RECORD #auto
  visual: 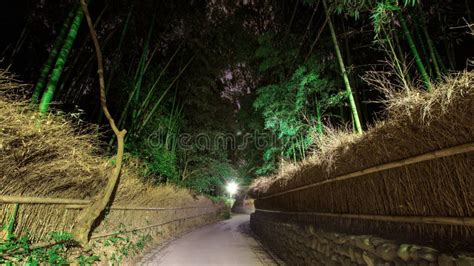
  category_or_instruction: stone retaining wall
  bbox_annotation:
[250,212,474,265]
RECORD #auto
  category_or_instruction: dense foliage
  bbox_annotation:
[1,0,472,194]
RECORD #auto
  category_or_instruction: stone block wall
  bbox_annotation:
[250,212,474,265]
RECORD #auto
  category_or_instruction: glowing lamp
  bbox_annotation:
[225,181,239,196]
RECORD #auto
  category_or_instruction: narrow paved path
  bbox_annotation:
[139,214,276,265]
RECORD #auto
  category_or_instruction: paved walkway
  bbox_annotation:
[139,214,276,265]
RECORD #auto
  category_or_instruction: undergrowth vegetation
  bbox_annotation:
[0,225,152,265]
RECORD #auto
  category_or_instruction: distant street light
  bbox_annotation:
[225,181,239,197]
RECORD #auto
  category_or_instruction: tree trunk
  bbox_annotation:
[73,0,126,245]
[323,0,362,134]
[98,5,134,124]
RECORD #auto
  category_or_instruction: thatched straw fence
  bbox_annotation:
[0,194,220,243]
[0,71,224,244]
[249,72,474,251]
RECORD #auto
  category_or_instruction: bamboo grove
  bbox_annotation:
[2,0,473,194]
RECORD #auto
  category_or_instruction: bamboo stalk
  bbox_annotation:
[64,205,209,211]
[32,6,76,104]
[136,44,183,124]
[398,12,432,91]
[0,196,208,211]
[284,0,299,40]
[255,209,474,226]
[136,55,195,136]
[38,5,85,114]
[323,0,362,134]
[304,17,328,63]
[0,196,90,205]
[421,22,442,79]
[90,210,216,239]
[256,142,474,200]
[117,12,156,129]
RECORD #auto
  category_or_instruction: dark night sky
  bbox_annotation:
[1,1,28,47]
